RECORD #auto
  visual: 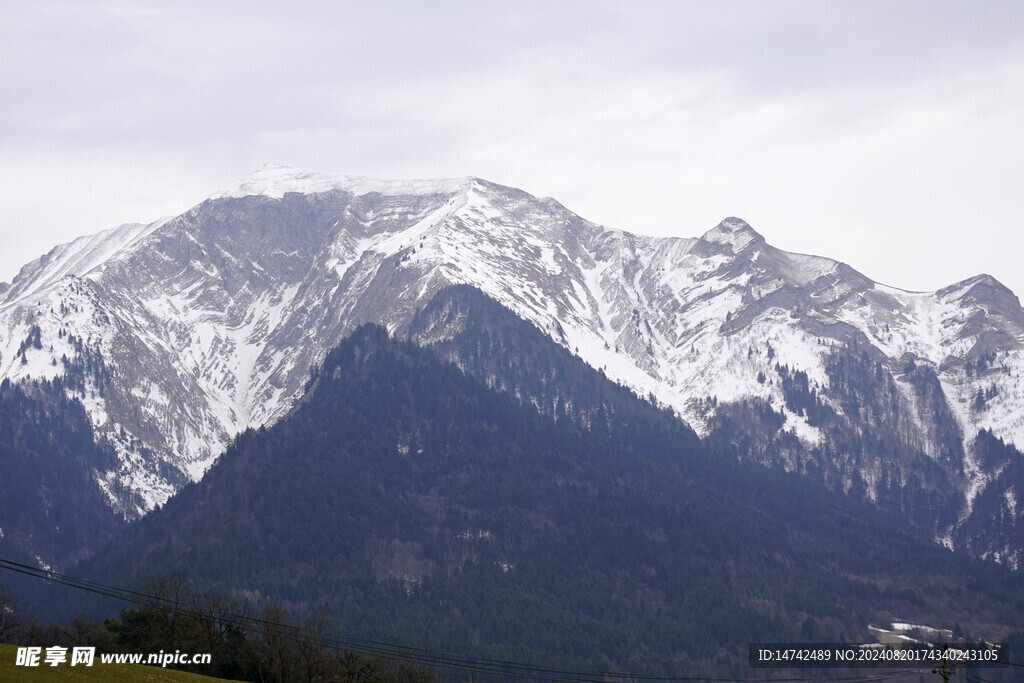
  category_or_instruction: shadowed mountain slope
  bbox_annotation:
[65,320,1024,677]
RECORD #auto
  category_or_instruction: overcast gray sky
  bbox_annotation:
[2,1,1022,296]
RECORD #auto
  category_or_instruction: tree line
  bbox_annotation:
[0,577,436,682]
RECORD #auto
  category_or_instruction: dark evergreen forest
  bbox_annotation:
[0,377,123,570]
[53,321,1024,678]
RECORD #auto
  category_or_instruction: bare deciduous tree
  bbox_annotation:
[0,584,21,643]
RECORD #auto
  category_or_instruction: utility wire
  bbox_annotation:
[0,557,993,682]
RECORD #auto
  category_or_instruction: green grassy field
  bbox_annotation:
[0,643,238,682]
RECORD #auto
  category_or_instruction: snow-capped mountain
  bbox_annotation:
[2,164,1022,561]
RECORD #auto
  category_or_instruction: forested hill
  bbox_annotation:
[68,323,1024,677]
[0,378,124,571]
[408,284,688,436]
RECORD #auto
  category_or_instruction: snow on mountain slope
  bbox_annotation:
[1,219,171,303]
[212,163,471,201]
[2,166,1023,559]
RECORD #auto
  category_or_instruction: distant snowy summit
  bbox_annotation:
[211,163,472,201]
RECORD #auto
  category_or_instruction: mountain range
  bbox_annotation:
[1,164,1022,570]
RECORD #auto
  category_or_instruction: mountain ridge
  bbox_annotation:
[1,165,1022,567]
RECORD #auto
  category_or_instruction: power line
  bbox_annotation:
[0,557,979,682]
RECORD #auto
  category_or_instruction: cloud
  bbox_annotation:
[1,1,1022,296]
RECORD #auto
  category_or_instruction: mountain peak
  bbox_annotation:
[699,217,765,251]
[937,273,1022,312]
[211,164,473,200]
